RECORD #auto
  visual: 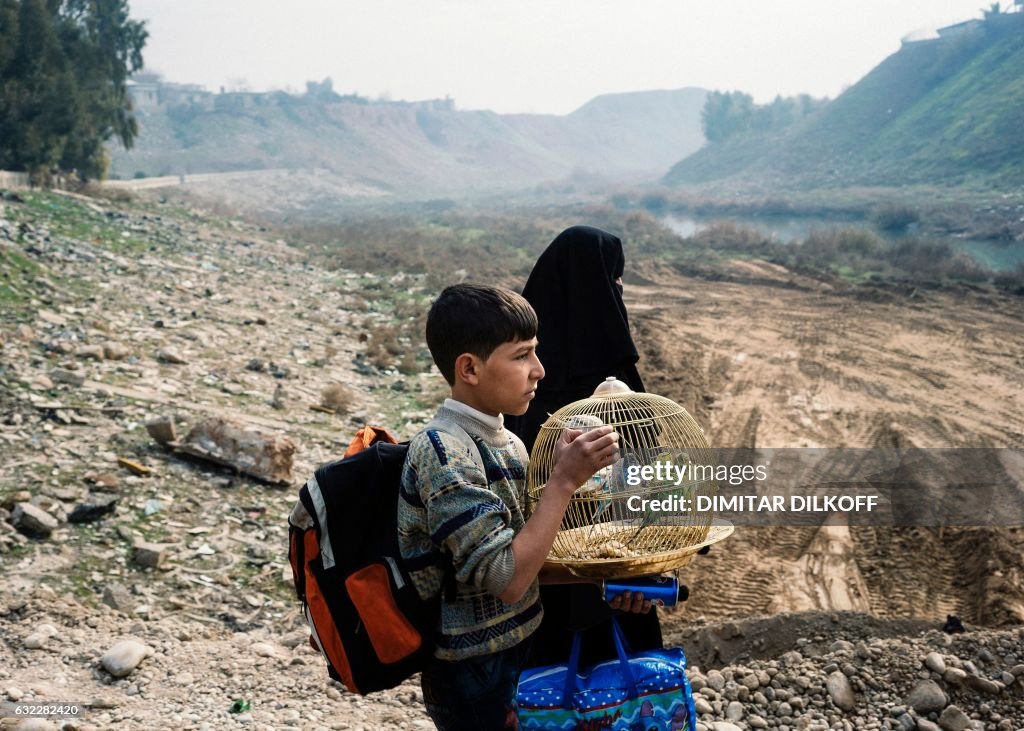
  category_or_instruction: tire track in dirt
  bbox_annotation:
[622,266,1024,630]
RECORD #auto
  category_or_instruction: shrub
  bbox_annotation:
[872,203,920,232]
[320,383,353,414]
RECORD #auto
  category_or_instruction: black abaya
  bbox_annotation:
[505,225,663,668]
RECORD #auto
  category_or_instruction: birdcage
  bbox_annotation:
[527,377,733,579]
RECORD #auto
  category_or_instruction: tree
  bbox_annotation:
[700,90,827,144]
[982,2,1003,20]
[0,0,146,181]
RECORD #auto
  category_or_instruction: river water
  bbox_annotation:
[662,214,1024,273]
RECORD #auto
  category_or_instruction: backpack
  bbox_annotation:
[287,420,485,695]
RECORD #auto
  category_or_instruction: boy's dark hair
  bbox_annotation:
[426,283,538,385]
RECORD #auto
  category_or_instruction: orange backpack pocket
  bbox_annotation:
[345,563,423,664]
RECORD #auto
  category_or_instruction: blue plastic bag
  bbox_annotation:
[517,618,697,730]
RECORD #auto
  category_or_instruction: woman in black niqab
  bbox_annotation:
[506,225,644,452]
[506,225,662,668]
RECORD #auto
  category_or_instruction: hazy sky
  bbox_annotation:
[131,0,990,115]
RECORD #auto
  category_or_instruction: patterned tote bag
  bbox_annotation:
[517,617,697,730]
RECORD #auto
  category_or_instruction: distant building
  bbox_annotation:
[159,83,214,110]
[214,92,264,111]
[125,74,444,115]
[412,98,455,112]
[126,79,160,111]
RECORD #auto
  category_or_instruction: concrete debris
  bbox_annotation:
[144,415,177,445]
[132,542,171,569]
[170,417,296,485]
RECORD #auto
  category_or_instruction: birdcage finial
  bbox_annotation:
[593,376,632,396]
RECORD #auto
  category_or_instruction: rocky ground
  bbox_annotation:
[0,189,1022,730]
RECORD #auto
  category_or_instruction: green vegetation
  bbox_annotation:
[0,246,42,308]
[677,221,1016,288]
[666,12,1024,189]
[9,191,148,251]
[0,0,147,182]
[701,91,827,143]
[280,202,1019,298]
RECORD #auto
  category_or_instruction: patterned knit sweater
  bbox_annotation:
[398,403,543,661]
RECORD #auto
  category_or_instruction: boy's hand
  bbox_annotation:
[549,426,619,495]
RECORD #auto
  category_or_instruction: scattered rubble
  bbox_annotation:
[3,189,1023,729]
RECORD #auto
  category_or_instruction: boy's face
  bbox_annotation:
[473,337,545,417]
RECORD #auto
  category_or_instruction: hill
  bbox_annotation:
[664,13,1024,190]
[109,87,707,199]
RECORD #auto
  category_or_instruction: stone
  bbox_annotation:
[101,583,136,613]
[89,473,120,491]
[725,700,743,721]
[938,705,970,731]
[740,673,759,690]
[707,669,726,691]
[906,679,947,713]
[145,415,177,445]
[826,670,856,711]
[100,639,151,678]
[3,492,31,510]
[49,368,86,387]
[830,640,855,654]
[12,719,56,730]
[694,698,714,715]
[748,716,768,729]
[157,347,187,364]
[943,668,967,684]
[776,701,793,717]
[895,713,916,731]
[102,341,130,360]
[12,503,59,537]
[23,632,48,649]
[6,686,24,701]
[76,344,105,360]
[252,642,280,658]
[965,675,1000,694]
[924,652,946,674]
[67,494,119,523]
[30,374,54,390]
[711,723,742,731]
[132,542,170,568]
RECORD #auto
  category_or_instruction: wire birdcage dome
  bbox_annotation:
[527,377,733,579]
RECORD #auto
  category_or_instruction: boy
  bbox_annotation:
[398,283,619,730]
